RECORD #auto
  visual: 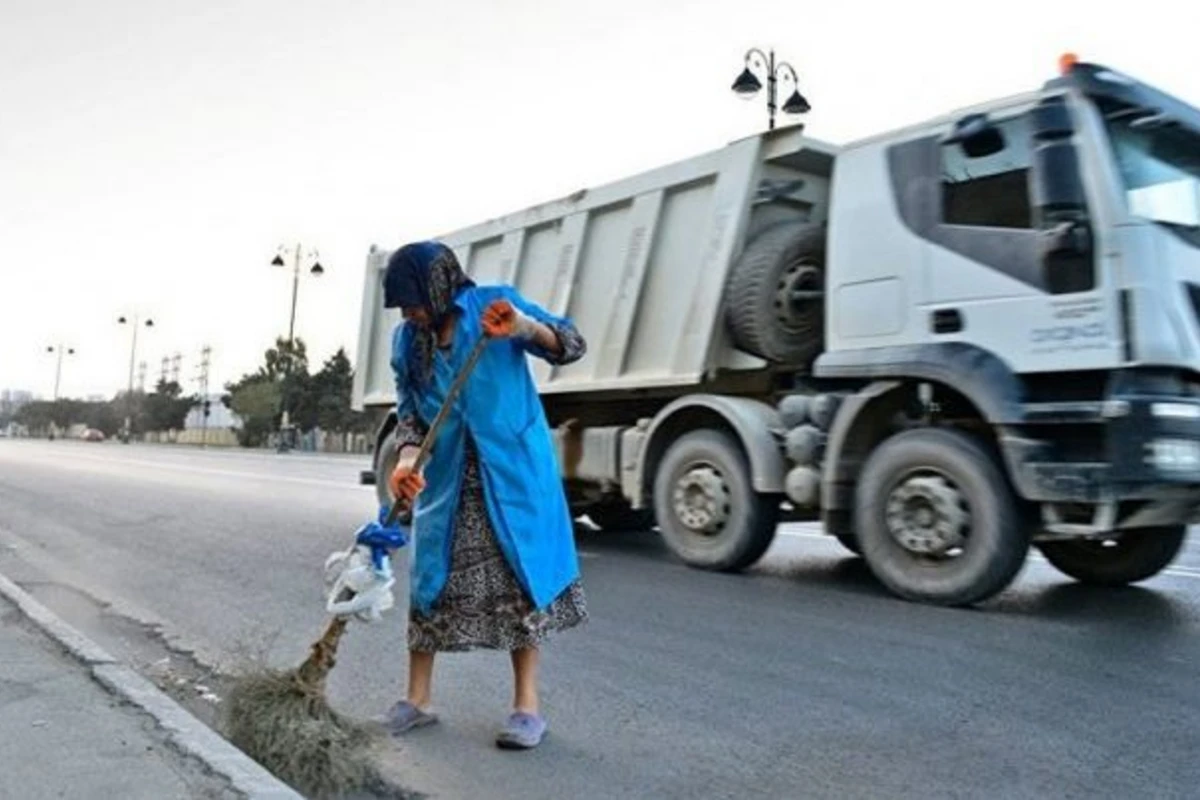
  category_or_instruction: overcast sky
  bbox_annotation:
[2,0,1196,400]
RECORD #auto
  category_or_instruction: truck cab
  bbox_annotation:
[808,58,1200,603]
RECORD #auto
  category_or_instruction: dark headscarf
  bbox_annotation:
[383,241,474,387]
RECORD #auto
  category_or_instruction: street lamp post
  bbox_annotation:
[271,243,324,451]
[45,344,76,401]
[731,47,811,130]
[117,314,154,443]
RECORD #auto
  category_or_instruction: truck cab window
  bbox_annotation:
[1103,109,1200,240]
[941,115,1033,229]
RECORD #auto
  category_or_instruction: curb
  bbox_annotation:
[0,572,304,800]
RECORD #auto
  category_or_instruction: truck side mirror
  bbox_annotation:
[943,113,1005,158]
[1039,219,1094,293]
[1030,95,1094,293]
[1031,96,1087,217]
[1032,139,1089,216]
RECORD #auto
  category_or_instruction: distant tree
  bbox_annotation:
[310,348,368,433]
[12,389,190,439]
[0,392,30,427]
[111,390,148,434]
[262,337,308,382]
[82,401,121,437]
[227,379,280,447]
[14,401,55,433]
[142,379,196,432]
[223,336,366,445]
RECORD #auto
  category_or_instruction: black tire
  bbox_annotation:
[373,427,400,509]
[725,223,825,365]
[654,429,781,571]
[1036,526,1187,586]
[855,428,1028,606]
[835,533,862,556]
[588,501,656,532]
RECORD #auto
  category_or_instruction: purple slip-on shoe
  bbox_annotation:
[384,700,438,735]
[496,711,547,750]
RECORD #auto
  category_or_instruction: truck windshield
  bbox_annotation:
[1103,109,1200,233]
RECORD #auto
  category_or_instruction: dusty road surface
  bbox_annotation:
[2,438,1199,799]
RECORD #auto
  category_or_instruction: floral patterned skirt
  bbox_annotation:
[407,441,588,653]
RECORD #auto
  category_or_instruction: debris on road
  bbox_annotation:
[223,658,377,799]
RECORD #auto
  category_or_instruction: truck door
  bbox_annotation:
[900,101,1122,373]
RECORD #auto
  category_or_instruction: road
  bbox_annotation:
[2,438,1199,800]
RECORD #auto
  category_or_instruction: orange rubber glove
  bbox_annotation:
[481,299,537,340]
[389,461,426,504]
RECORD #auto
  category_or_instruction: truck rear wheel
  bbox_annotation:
[854,428,1028,606]
[654,429,781,571]
[1036,526,1187,586]
[725,222,825,365]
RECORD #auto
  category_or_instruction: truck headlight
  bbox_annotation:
[1151,402,1200,420]
[1145,438,1200,472]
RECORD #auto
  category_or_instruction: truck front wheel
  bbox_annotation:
[835,533,862,555]
[588,500,656,532]
[854,428,1029,606]
[653,429,781,571]
[1036,526,1187,586]
[373,427,400,509]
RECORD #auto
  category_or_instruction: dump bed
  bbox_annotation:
[353,124,836,410]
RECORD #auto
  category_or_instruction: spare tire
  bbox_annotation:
[725,222,825,364]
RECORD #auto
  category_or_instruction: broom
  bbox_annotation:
[222,333,490,798]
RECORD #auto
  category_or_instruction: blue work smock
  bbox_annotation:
[390,284,582,616]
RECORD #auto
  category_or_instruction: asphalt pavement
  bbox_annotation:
[0,592,240,800]
[2,438,1199,799]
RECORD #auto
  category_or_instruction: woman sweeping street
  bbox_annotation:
[381,240,588,750]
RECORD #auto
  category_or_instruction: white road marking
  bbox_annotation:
[2,440,369,468]
[17,449,367,492]
[777,528,1200,581]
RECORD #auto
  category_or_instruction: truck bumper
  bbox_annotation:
[1012,394,1200,507]
[1108,398,1200,488]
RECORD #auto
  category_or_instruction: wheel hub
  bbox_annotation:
[774,261,821,330]
[885,475,969,556]
[673,466,730,535]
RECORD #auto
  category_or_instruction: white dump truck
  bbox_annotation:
[353,57,1200,606]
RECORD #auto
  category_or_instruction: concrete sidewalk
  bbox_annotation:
[0,576,302,800]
